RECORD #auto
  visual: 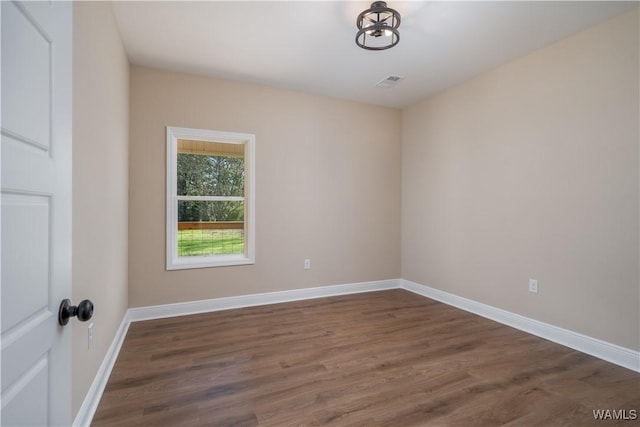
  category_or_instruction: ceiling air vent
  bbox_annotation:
[375,75,405,88]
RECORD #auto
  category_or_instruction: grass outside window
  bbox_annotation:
[178,229,244,256]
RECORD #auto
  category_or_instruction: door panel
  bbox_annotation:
[1,358,48,427]
[1,194,50,333]
[1,1,73,425]
[2,0,51,149]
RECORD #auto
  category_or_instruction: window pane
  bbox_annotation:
[177,153,244,197]
[177,200,244,257]
[178,200,244,222]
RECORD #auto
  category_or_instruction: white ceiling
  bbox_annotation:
[112,1,636,109]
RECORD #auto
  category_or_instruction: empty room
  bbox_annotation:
[1,1,639,426]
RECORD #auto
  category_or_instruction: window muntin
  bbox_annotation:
[167,127,255,270]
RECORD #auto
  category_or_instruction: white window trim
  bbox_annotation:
[166,126,255,270]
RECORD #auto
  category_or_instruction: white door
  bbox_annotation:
[1,1,73,426]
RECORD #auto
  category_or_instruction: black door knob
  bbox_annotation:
[58,299,94,326]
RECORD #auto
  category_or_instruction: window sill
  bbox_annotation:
[167,255,255,270]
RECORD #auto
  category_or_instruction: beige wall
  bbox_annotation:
[72,1,129,414]
[402,9,639,350]
[128,66,402,307]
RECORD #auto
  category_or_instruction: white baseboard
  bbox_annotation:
[128,279,400,322]
[74,280,397,426]
[72,313,131,427]
[401,279,640,373]
[74,277,639,425]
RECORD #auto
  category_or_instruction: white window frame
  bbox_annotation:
[166,126,255,270]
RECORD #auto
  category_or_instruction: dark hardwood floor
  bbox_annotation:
[92,290,639,426]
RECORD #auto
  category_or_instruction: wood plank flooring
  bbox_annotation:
[92,290,639,426]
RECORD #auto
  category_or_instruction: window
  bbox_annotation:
[166,127,255,269]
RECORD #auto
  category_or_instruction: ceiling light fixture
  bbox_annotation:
[356,1,401,51]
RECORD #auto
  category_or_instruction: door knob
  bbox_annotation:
[58,299,94,326]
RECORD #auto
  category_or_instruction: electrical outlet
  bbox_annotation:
[528,279,538,293]
[88,323,94,349]
[304,259,311,270]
